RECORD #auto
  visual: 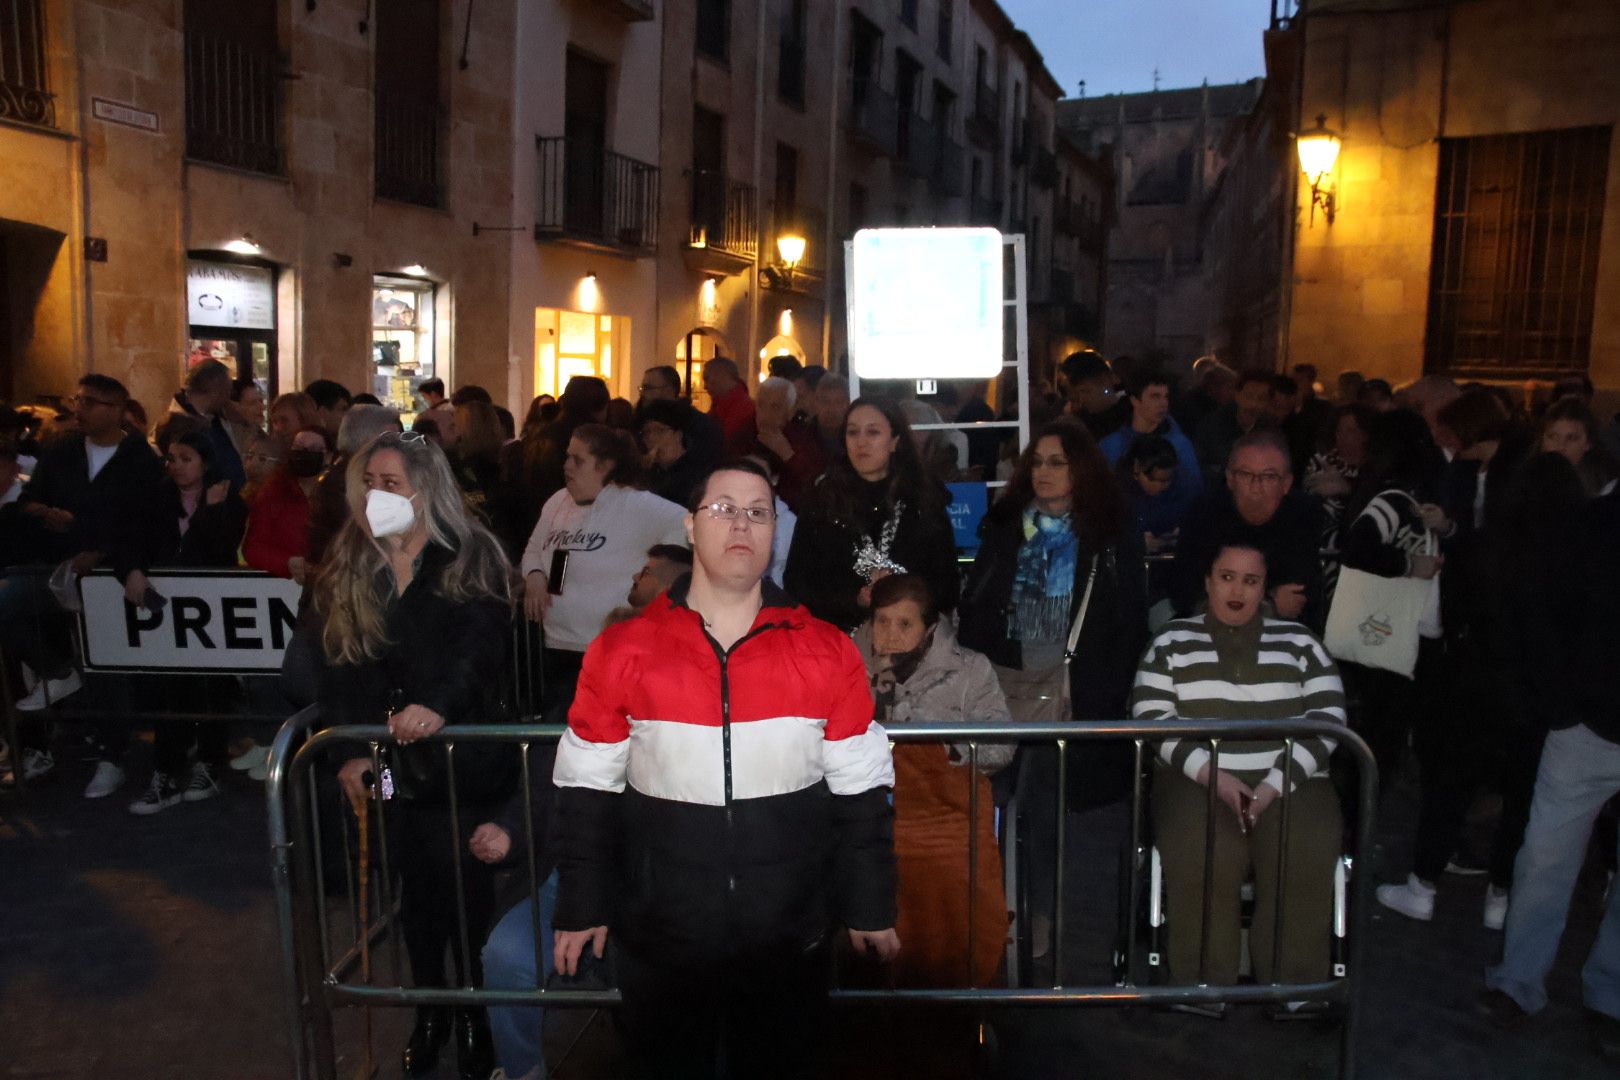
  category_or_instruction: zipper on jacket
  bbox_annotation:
[700,620,783,896]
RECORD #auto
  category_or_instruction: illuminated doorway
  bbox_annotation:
[535,308,628,398]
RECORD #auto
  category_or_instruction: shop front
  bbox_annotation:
[371,275,437,422]
[186,256,278,395]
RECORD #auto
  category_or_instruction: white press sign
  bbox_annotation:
[78,570,302,673]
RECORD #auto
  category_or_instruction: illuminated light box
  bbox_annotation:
[850,227,1003,380]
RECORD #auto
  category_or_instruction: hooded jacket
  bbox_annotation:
[550,577,897,963]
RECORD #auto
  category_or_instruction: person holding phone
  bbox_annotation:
[1133,539,1346,1009]
[518,424,686,717]
[117,421,248,814]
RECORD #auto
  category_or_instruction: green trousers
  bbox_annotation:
[1151,767,1342,986]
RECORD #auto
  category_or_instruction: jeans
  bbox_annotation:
[482,872,558,1079]
[1486,724,1620,1020]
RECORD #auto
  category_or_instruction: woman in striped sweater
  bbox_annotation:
[1133,539,1347,996]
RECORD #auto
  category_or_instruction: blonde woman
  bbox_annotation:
[315,430,515,1080]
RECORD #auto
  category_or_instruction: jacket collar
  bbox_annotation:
[658,571,802,626]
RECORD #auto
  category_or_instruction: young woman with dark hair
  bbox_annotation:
[1304,403,1375,599]
[1539,396,1617,497]
[519,422,686,717]
[957,417,1148,963]
[503,376,611,542]
[782,396,959,631]
[119,427,249,814]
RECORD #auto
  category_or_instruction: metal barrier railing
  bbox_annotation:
[268,716,1376,1080]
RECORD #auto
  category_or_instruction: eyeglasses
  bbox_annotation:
[1228,468,1287,488]
[244,452,283,464]
[71,394,120,409]
[699,501,776,525]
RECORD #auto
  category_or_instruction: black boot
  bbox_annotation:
[401,1004,451,1078]
[455,1006,496,1080]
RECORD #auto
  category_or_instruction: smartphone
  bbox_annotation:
[547,549,569,595]
[142,586,167,614]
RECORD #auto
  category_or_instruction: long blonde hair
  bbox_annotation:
[313,431,513,665]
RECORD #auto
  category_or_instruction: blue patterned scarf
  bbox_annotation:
[1009,508,1078,642]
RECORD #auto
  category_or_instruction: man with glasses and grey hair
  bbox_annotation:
[1170,429,1325,626]
[550,458,898,1080]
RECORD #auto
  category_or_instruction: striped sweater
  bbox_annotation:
[1132,613,1346,794]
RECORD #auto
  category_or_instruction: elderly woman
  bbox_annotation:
[855,574,1012,988]
[1133,539,1346,1004]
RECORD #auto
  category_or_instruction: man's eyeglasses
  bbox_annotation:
[699,502,776,525]
[71,394,120,409]
[1228,468,1287,488]
[244,452,283,465]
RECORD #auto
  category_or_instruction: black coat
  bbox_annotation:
[1575,489,1620,745]
[17,432,164,561]
[112,479,247,579]
[783,474,960,632]
[1171,486,1326,628]
[316,543,518,806]
[958,503,1149,808]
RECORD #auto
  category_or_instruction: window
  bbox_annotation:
[0,0,53,127]
[696,0,729,63]
[937,0,953,62]
[372,277,437,418]
[1425,126,1611,376]
[562,50,610,234]
[900,0,918,30]
[374,0,444,207]
[183,0,281,173]
[777,0,806,105]
[774,143,799,212]
[534,309,628,400]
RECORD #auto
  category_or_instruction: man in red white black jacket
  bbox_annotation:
[549,458,899,1079]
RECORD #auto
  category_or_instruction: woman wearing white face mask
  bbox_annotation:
[519,423,687,718]
[315,430,517,1080]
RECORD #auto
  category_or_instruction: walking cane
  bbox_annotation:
[347,785,377,1080]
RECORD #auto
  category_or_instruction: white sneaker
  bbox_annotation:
[15,670,83,711]
[129,773,184,815]
[1484,885,1510,931]
[229,743,268,771]
[22,748,55,780]
[83,760,125,799]
[1375,874,1436,922]
[181,761,220,803]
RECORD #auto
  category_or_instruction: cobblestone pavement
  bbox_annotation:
[2,731,1615,1079]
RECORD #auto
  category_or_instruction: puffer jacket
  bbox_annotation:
[550,576,897,965]
[854,618,1015,773]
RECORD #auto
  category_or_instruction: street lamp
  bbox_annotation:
[762,232,808,290]
[1296,114,1341,226]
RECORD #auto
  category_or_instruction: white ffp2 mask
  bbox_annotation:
[365,488,417,538]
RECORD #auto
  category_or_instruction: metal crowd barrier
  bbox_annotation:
[0,563,547,791]
[268,716,1377,1080]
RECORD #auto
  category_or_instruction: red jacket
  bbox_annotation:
[551,578,897,961]
[709,382,757,451]
[242,468,312,577]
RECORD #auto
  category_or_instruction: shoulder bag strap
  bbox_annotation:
[1064,554,1101,661]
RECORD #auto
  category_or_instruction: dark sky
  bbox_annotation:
[998,0,1271,99]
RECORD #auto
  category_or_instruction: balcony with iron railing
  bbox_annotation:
[848,77,899,156]
[686,168,757,272]
[375,93,442,208]
[966,82,999,149]
[0,0,53,128]
[535,135,659,256]
[185,28,283,174]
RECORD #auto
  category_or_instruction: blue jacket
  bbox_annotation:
[1099,419,1202,536]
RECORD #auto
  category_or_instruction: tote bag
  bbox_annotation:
[1323,516,1439,678]
[993,555,1099,723]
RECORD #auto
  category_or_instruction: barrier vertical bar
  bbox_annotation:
[1198,740,1220,986]
[267,706,319,1080]
[1126,738,1144,986]
[1342,735,1379,1078]
[287,732,338,1079]
[444,741,475,986]
[368,741,404,983]
[1053,737,1067,988]
[967,740,979,989]
[308,779,332,972]
[1271,737,1293,988]
[521,742,546,996]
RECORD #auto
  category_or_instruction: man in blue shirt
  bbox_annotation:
[1099,368,1202,530]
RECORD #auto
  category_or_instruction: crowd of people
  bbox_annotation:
[4,347,1620,1077]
